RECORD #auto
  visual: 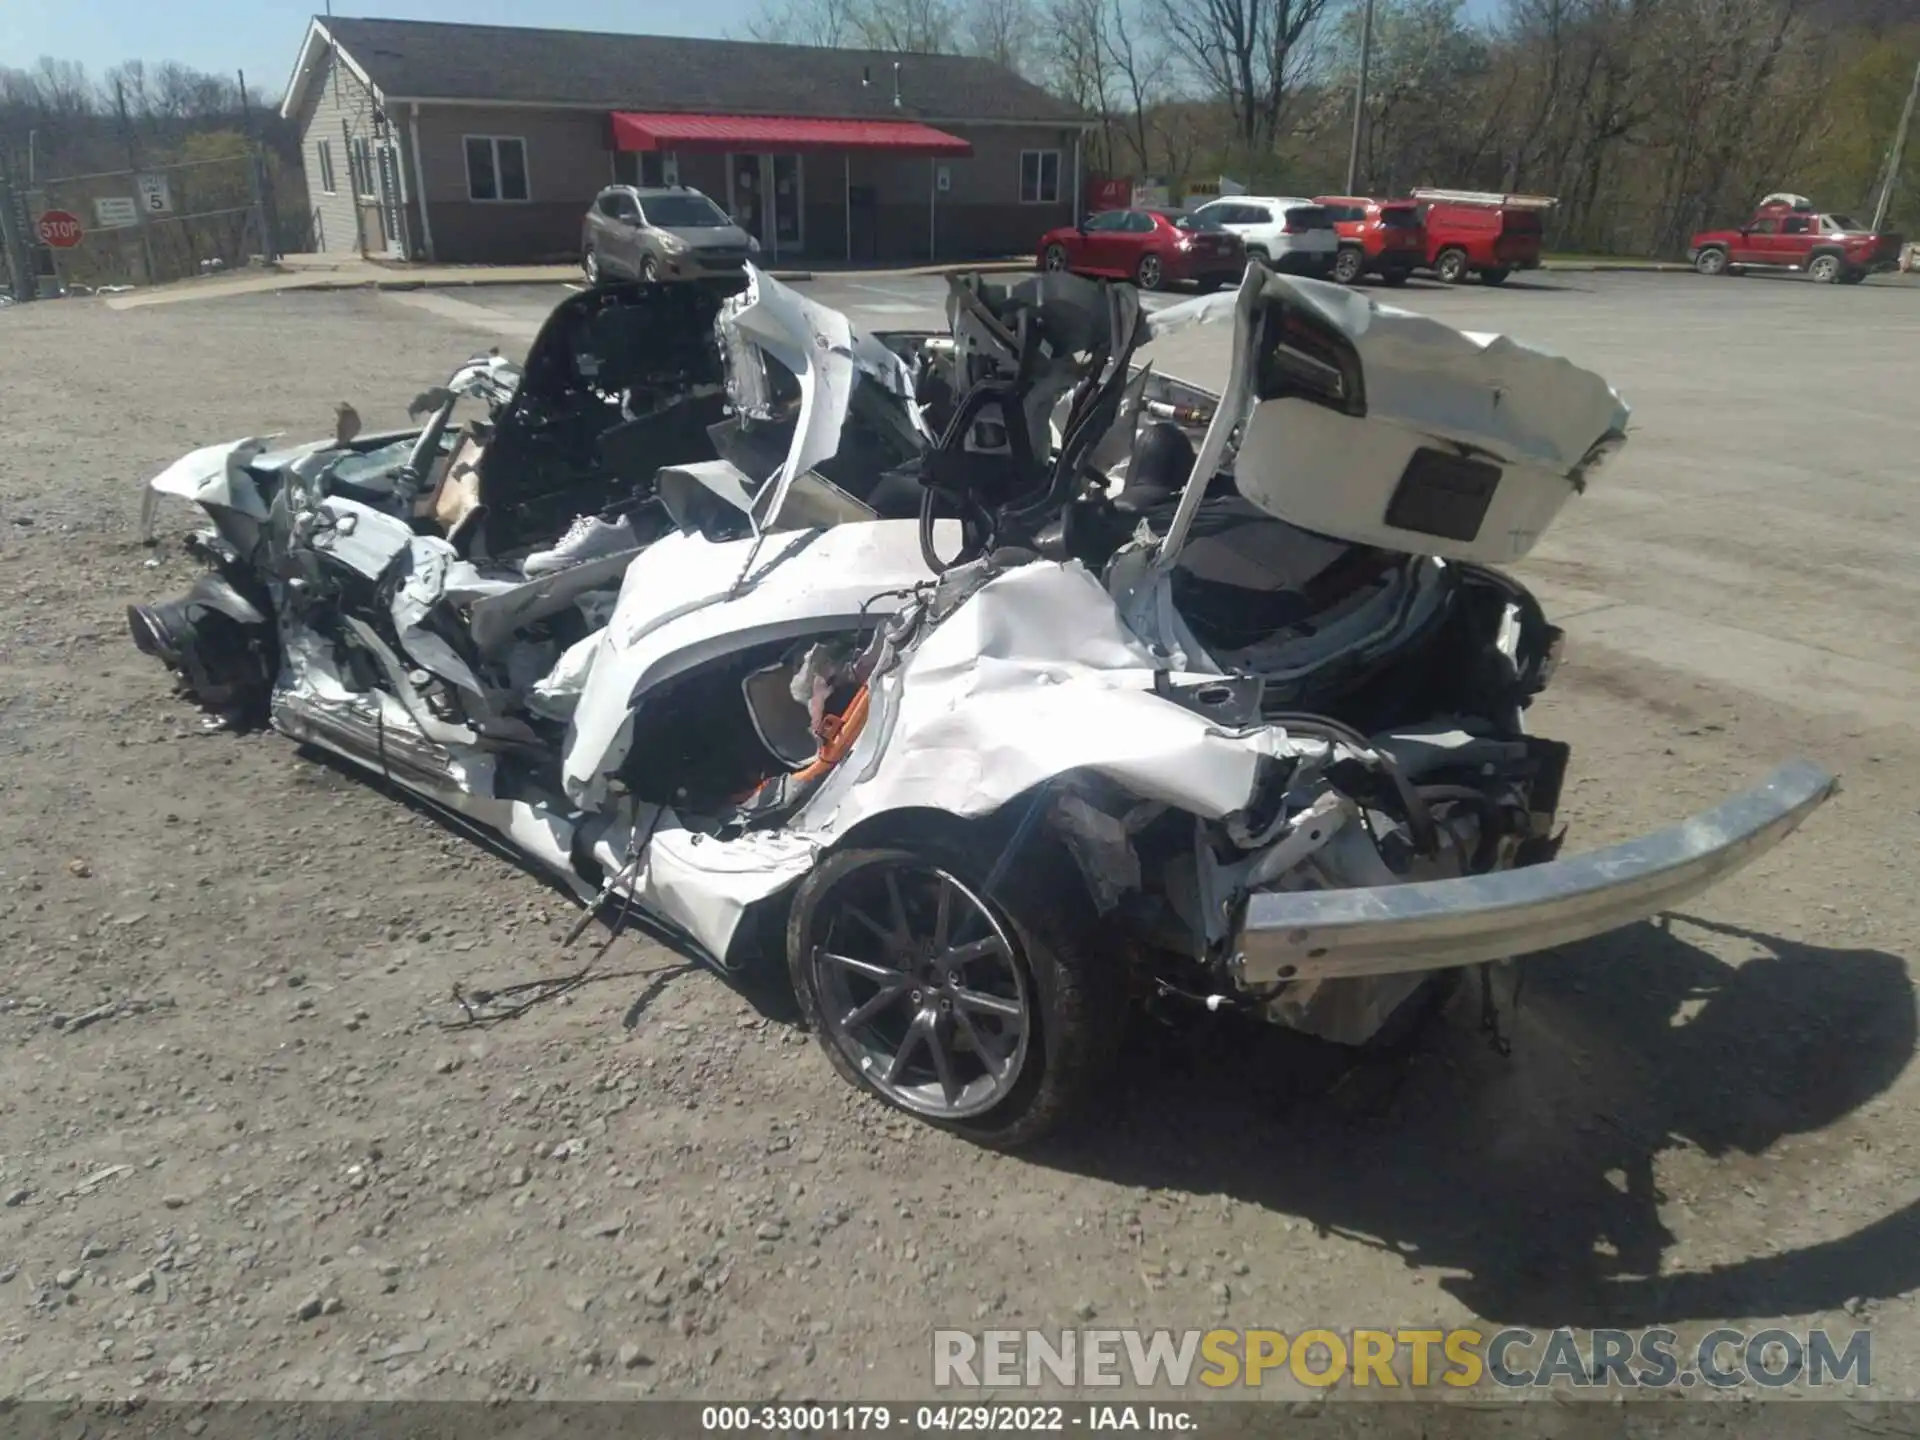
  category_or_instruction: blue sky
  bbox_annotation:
[0,0,767,99]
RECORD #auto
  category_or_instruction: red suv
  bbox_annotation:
[1314,196,1425,285]
[1411,189,1554,285]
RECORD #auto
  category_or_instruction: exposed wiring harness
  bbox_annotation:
[1261,710,1439,858]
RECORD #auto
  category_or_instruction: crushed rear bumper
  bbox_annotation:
[1233,759,1838,986]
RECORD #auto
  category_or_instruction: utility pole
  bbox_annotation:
[115,75,158,286]
[0,163,35,302]
[1345,0,1375,195]
[237,69,277,264]
[1870,57,1920,236]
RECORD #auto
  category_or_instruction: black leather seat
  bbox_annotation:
[1112,422,1196,514]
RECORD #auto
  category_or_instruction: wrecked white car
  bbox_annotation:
[130,264,1836,1148]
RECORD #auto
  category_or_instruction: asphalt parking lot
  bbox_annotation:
[1,268,1918,1403]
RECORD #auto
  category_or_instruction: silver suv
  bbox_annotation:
[582,185,759,284]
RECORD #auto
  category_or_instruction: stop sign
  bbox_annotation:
[36,210,84,248]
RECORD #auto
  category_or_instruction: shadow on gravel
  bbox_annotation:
[1030,914,1918,1329]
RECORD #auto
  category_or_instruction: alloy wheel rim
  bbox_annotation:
[1046,247,1066,271]
[1140,256,1160,288]
[808,858,1031,1120]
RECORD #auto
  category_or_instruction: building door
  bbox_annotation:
[728,154,804,257]
[770,154,803,253]
[848,184,878,263]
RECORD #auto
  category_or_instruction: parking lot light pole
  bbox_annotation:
[1345,0,1374,196]
[1871,58,1920,237]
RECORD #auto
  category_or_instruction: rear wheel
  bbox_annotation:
[1694,246,1729,276]
[1332,247,1366,284]
[1135,252,1164,291]
[1434,248,1469,284]
[1480,266,1512,286]
[1808,252,1843,283]
[787,839,1124,1149]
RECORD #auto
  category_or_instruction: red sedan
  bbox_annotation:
[1037,207,1247,292]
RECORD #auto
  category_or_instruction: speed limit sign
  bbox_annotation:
[137,173,174,214]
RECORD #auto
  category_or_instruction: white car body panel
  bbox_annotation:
[563,518,961,809]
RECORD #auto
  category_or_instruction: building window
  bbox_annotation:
[315,139,337,195]
[1020,149,1061,205]
[465,136,529,202]
[349,136,377,199]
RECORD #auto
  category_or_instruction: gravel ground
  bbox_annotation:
[0,285,1916,1406]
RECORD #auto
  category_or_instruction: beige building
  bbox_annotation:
[280,16,1093,266]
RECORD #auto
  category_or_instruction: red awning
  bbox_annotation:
[611,112,971,157]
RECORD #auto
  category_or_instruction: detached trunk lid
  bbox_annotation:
[1148,268,1629,569]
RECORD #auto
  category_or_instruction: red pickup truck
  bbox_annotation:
[1410,188,1556,285]
[1689,194,1904,284]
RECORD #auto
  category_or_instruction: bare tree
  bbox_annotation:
[964,0,1042,71]
[1042,0,1118,167]
[748,0,961,52]
[1152,0,1334,152]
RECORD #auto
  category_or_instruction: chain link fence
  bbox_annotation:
[1,143,313,299]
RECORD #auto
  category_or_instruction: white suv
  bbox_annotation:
[1189,196,1338,277]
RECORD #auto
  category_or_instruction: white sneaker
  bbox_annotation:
[522,513,641,576]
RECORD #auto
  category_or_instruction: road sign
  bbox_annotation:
[94,196,139,229]
[36,210,83,248]
[136,173,173,215]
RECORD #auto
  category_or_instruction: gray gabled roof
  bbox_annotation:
[284,16,1086,126]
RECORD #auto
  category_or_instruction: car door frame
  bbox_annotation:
[601,189,646,275]
[1732,215,1777,267]
[1075,209,1131,275]
[1776,211,1818,270]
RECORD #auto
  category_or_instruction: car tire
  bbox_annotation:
[641,255,662,284]
[1480,267,1512,286]
[787,837,1126,1150]
[583,248,602,285]
[1332,247,1366,284]
[1808,252,1843,283]
[1694,246,1729,276]
[1135,253,1164,291]
[1434,248,1469,284]
[1043,243,1070,273]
